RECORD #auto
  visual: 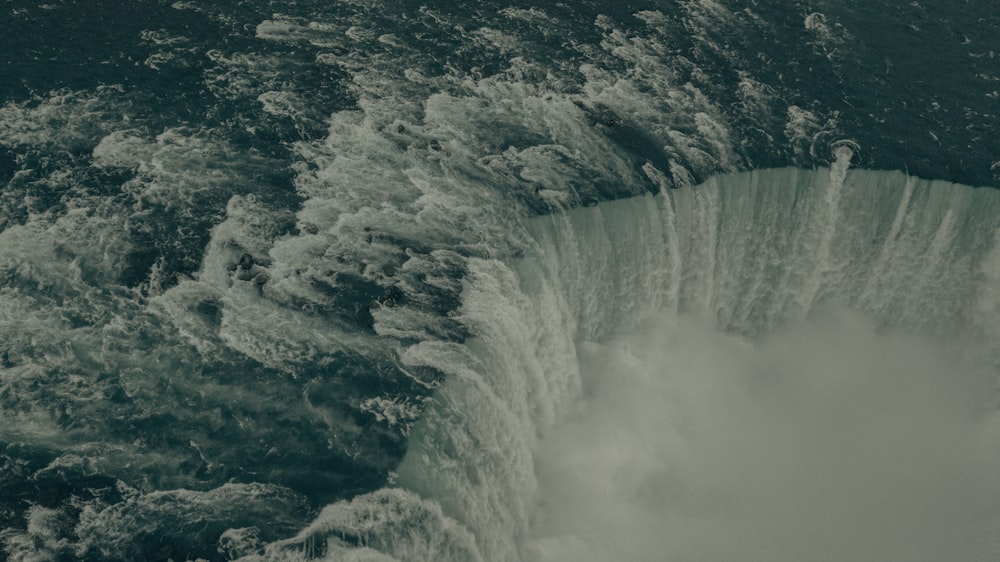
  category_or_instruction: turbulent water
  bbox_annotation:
[2,1,999,561]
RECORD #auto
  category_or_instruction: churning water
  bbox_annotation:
[2,1,999,560]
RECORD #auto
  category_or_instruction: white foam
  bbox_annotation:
[255,18,345,44]
[499,7,556,25]
[784,105,842,161]
[0,87,124,150]
[93,127,254,211]
[0,505,70,561]
[804,12,853,61]
[72,483,306,560]
[259,489,480,562]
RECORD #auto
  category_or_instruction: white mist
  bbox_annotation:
[526,307,1000,562]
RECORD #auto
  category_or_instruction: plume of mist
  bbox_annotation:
[526,306,1000,562]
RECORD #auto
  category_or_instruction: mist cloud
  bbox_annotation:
[525,307,1000,562]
